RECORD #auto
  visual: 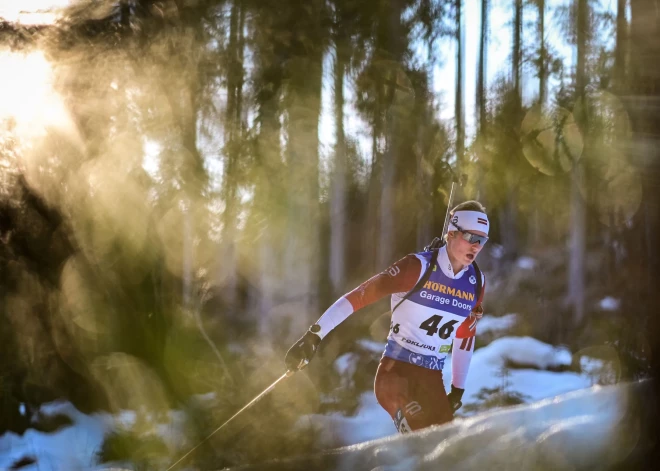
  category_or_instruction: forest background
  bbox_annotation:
[1,0,659,469]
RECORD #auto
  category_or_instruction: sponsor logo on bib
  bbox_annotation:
[409,353,424,366]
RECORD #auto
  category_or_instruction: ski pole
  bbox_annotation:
[440,171,468,240]
[441,181,457,240]
[166,370,296,471]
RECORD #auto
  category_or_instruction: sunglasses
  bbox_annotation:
[452,223,489,246]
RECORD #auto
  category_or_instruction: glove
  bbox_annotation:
[447,385,465,412]
[471,304,484,320]
[285,326,322,372]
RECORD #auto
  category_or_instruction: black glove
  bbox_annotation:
[447,385,464,412]
[285,326,322,372]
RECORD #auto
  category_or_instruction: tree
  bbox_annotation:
[477,0,489,135]
[455,0,465,170]
[536,0,547,106]
[245,0,289,333]
[614,0,627,91]
[219,0,247,307]
[568,0,588,325]
[627,0,660,456]
[281,0,326,330]
[329,0,350,298]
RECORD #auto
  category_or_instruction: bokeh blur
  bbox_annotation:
[0,0,658,469]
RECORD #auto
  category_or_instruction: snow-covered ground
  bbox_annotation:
[297,334,593,448]
[0,332,617,470]
[477,313,517,334]
[233,381,646,471]
[0,402,112,471]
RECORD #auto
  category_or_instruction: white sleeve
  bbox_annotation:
[315,297,354,340]
[451,337,474,389]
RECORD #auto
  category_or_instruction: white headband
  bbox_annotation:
[449,210,489,235]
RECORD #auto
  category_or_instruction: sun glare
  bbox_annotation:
[0,50,66,128]
[0,0,71,25]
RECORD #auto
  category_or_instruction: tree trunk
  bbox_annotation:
[251,23,285,337]
[477,0,488,135]
[513,0,522,97]
[284,2,323,330]
[627,0,660,452]
[531,0,546,249]
[499,0,522,262]
[474,0,489,202]
[455,0,465,169]
[568,0,588,325]
[329,40,347,297]
[614,0,627,91]
[377,0,405,268]
[220,0,244,306]
[538,0,546,106]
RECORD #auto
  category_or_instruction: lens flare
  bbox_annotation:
[521,105,584,176]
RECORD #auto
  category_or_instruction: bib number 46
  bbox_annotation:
[419,315,458,339]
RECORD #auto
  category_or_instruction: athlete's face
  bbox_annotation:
[447,229,487,266]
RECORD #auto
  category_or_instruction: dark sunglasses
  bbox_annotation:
[452,223,489,246]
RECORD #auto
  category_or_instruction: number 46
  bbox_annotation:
[419,315,458,339]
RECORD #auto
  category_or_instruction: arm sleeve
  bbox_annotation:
[314,254,422,339]
[451,271,484,385]
[455,272,486,339]
[451,336,475,389]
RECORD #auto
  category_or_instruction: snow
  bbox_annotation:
[233,381,646,471]
[334,352,358,377]
[489,244,505,259]
[0,337,614,469]
[295,393,394,448]
[0,401,112,471]
[296,336,591,448]
[580,356,619,385]
[516,256,537,269]
[598,296,621,311]
[467,336,572,370]
[477,313,517,334]
[357,339,386,354]
[444,337,584,408]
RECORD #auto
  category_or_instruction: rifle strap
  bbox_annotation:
[391,248,439,314]
[391,249,483,315]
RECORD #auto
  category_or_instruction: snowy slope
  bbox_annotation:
[0,336,623,470]
[297,335,593,448]
[229,381,648,471]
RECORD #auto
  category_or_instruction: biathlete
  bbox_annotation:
[285,200,489,433]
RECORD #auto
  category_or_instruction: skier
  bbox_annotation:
[285,200,489,433]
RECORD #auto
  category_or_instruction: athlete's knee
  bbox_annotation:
[393,401,423,433]
[393,408,412,433]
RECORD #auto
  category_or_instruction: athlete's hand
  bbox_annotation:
[447,385,465,412]
[285,327,322,372]
[471,304,483,320]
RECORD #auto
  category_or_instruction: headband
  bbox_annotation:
[449,210,489,235]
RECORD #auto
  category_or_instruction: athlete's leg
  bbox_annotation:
[374,358,411,432]
[375,357,453,433]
